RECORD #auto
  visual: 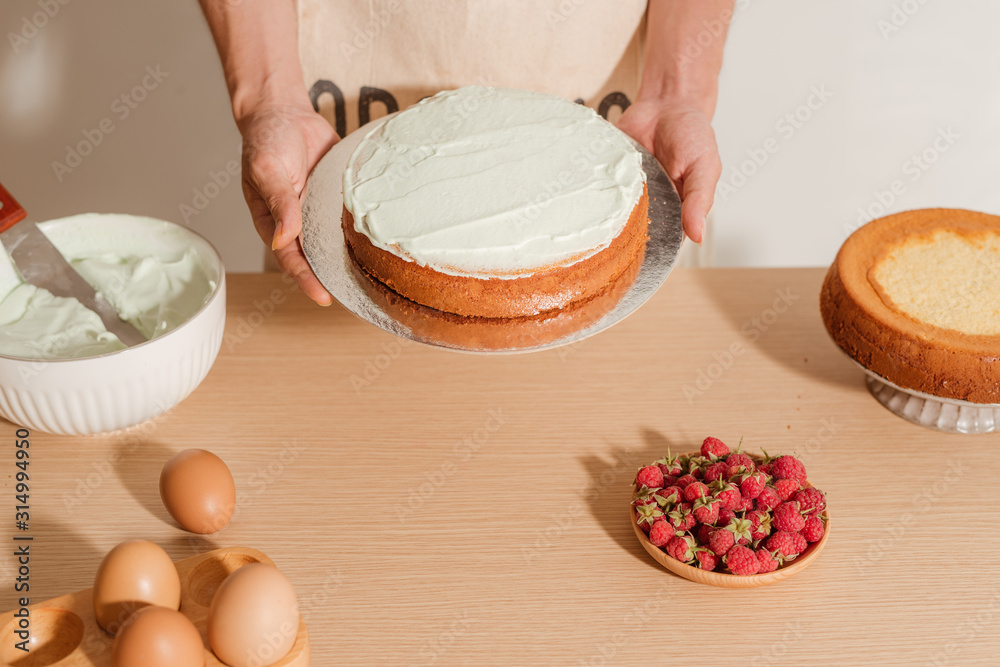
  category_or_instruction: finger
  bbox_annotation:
[243,178,278,247]
[246,154,303,251]
[675,155,721,245]
[273,240,334,306]
[243,176,332,306]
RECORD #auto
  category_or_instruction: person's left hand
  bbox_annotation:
[237,102,339,305]
[617,98,722,244]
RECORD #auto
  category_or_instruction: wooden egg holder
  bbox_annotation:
[0,546,310,666]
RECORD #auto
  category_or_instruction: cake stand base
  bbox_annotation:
[863,372,1000,434]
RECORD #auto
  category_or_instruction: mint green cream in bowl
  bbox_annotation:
[0,213,225,435]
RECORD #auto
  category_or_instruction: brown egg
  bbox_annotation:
[112,606,205,667]
[160,449,236,534]
[93,540,181,634]
[208,563,299,667]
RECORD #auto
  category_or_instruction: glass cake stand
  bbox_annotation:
[848,358,1000,434]
[300,113,683,354]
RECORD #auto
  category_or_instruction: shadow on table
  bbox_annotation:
[0,517,102,609]
[113,438,179,529]
[693,269,863,393]
[576,428,695,576]
[163,533,220,562]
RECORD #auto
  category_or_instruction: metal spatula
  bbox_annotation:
[0,182,146,347]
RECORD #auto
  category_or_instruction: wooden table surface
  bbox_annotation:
[3,268,998,666]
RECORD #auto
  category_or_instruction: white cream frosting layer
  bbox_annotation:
[343,86,645,279]
[0,214,218,359]
[70,249,215,340]
[0,284,125,359]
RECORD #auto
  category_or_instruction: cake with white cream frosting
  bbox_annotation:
[341,86,648,318]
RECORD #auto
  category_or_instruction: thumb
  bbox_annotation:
[674,155,721,245]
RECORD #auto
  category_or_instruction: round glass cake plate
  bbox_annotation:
[300,113,683,354]
[846,357,1000,434]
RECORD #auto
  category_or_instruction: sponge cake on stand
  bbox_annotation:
[821,208,1000,432]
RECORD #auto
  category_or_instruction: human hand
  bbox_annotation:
[238,103,339,305]
[617,99,722,244]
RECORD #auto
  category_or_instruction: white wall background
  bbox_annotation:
[1,0,998,272]
[711,0,1000,267]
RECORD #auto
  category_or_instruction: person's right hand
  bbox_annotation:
[238,103,339,305]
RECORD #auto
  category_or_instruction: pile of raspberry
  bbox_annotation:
[631,437,827,576]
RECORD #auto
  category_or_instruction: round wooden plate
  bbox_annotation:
[630,480,830,588]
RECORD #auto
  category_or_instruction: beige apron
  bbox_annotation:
[269,1,648,271]
[298,0,648,135]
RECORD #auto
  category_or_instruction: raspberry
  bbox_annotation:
[756,487,782,512]
[692,496,721,525]
[700,436,730,460]
[695,549,719,571]
[726,453,756,474]
[675,474,698,489]
[679,505,697,530]
[773,501,806,532]
[634,503,664,532]
[726,517,753,545]
[632,494,655,506]
[771,455,807,483]
[711,481,742,511]
[696,523,714,545]
[661,475,679,487]
[648,519,676,547]
[737,495,755,512]
[793,488,826,515]
[755,549,779,573]
[703,461,730,483]
[666,535,696,563]
[746,509,773,541]
[653,486,683,507]
[654,452,682,477]
[739,471,767,500]
[802,516,825,543]
[667,503,696,531]
[773,479,801,501]
[683,482,710,503]
[708,528,735,556]
[636,466,664,489]
[717,507,736,527]
[766,530,806,558]
[758,463,772,475]
[724,545,760,575]
[685,456,711,474]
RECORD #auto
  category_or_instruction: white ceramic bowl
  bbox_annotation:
[0,214,225,435]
